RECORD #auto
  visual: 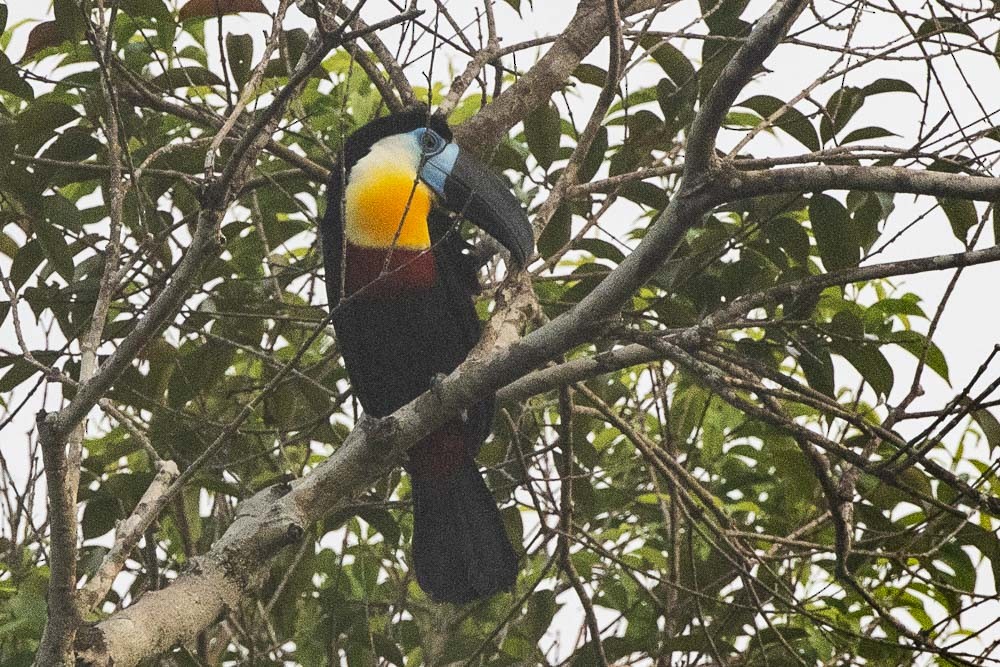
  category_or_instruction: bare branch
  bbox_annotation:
[76,460,180,614]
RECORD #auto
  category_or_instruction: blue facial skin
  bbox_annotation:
[407,128,460,198]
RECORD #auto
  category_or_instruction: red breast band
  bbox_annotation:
[344,243,438,297]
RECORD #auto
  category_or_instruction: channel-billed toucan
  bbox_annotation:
[318,110,533,602]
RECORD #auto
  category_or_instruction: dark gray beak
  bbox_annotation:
[424,148,534,267]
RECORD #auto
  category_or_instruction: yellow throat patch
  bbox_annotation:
[344,136,433,250]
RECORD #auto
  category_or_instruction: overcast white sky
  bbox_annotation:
[2,0,999,662]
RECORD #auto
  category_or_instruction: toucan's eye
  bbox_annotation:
[419,130,444,155]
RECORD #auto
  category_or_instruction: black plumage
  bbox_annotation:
[318,111,521,602]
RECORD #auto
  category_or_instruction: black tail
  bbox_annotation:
[410,458,518,603]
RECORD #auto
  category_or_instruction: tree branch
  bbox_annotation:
[684,0,808,175]
[453,0,660,154]
[76,460,180,614]
[36,8,133,659]
[723,163,1000,202]
[555,386,610,666]
[35,413,80,666]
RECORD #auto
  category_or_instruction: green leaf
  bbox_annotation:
[938,197,977,242]
[33,216,74,281]
[53,0,87,42]
[577,126,607,183]
[0,359,42,393]
[573,63,606,87]
[850,190,894,251]
[865,295,926,323]
[180,486,203,545]
[862,78,918,97]
[809,194,859,271]
[957,522,1000,587]
[619,181,668,209]
[282,28,309,68]
[768,216,810,265]
[537,204,570,259]
[47,195,88,233]
[10,240,43,288]
[15,101,79,153]
[503,0,521,15]
[724,110,762,128]
[226,33,253,89]
[642,38,696,88]
[576,238,624,263]
[357,507,400,546]
[150,66,225,90]
[882,330,949,384]
[657,77,694,128]
[608,110,663,175]
[82,492,119,539]
[501,503,524,554]
[167,339,235,407]
[737,95,820,151]
[670,381,711,442]
[43,126,101,162]
[118,0,173,21]
[644,40,698,134]
[917,17,977,40]
[521,589,559,642]
[0,231,16,258]
[523,102,560,170]
[963,399,1000,452]
[798,344,837,398]
[372,636,404,667]
[699,0,750,34]
[829,309,864,339]
[699,26,744,101]
[0,4,7,34]
[834,342,894,397]
[0,51,32,100]
[820,86,864,144]
[841,126,897,144]
[0,572,47,638]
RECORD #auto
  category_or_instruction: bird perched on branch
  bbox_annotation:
[318,109,533,603]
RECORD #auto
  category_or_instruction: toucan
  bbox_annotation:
[318,110,533,603]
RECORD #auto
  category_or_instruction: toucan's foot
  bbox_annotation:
[430,373,448,403]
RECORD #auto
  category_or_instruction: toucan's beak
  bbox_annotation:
[421,145,533,267]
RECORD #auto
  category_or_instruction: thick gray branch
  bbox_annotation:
[724,164,1000,201]
[35,414,80,666]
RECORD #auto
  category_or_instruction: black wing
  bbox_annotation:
[318,167,346,310]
